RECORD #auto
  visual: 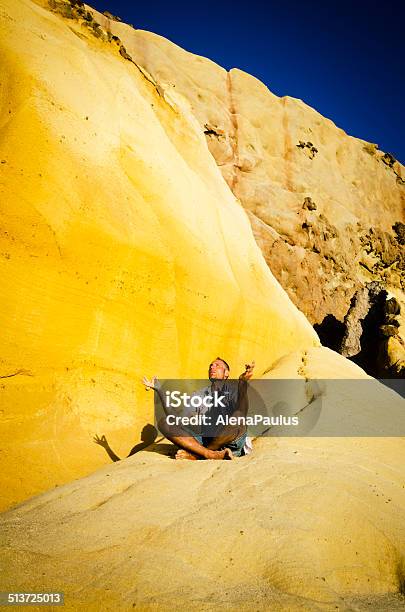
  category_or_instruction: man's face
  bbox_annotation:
[208,359,229,381]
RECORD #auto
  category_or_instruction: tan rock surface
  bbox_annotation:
[1,347,404,611]
[91,7,404,327]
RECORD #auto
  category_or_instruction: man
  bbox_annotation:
[142,358,255,460]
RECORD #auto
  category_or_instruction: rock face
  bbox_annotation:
[338,284,405,377]
[314,282,405,377]
[1,348,405,611]
[0,0,319,509]
[86,7,404,330]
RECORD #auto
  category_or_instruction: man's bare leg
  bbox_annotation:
[157,419,233,460]
[175,447,233,460]
[173,444,232,460]
[205,426,245,452]
[168,434,233,460]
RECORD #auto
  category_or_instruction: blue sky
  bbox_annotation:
[88,0,404,163]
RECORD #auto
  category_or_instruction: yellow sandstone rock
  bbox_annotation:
[0,0,318,509]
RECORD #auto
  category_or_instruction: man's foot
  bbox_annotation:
[175,449,198,460]
[205,448,234,460]
[175,448,234,460]
[223,448,234,460]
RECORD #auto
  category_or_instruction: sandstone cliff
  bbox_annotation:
[85,3,405,375]
[86,6,404,329]
[0,0,319,509]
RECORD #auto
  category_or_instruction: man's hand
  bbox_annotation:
[93,434,108,448]
[239,361,255,380]
[142,375,160,391]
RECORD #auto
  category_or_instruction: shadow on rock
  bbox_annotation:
[93,423,166,462]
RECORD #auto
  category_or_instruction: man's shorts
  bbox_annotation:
[192,432,248,457]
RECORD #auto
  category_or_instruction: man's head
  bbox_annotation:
[208,357,230,381]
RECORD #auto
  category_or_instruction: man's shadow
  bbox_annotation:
[93,423,173,462]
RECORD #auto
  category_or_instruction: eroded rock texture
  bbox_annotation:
[321,282,405,377]
[87,6,404,360]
